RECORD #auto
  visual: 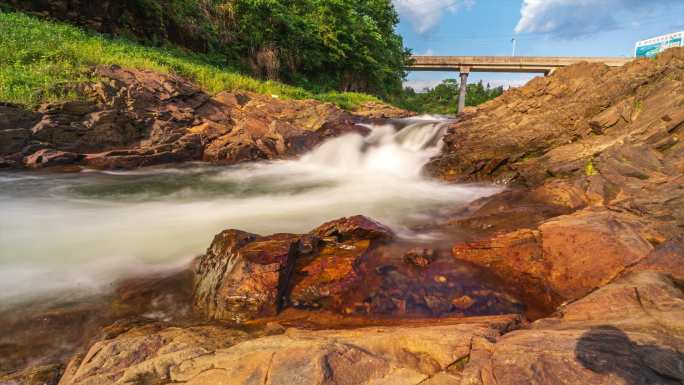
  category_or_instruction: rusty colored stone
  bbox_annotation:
[193,230,300,323]
[404,247,436,268]
[311,215,395,242]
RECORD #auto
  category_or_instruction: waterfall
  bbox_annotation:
[0,116,499,304]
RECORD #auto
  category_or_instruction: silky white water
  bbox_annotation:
[0,116,499,304]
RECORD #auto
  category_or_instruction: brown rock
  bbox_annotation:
[404,247,436,268]
[0,128,31,155]
[193,230,301,323]
[425,48,684,190]
[352,101,416,119]
[23,148,82,168]
[0,364,62,385]
[453,228,558,310]
[290,239,369,310]
[537,208,654,298]
[453,208,656,308]
[626,235,684,280]
[57,315,519,385]
[57,324,250,385]
[312,215,395,242]
[0,103,41,132]
[6,65,374,171]
[474,272,684,385]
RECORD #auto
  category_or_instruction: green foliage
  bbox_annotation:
[3,0,410,96]
[208,0,410,96]
[634,100,643,111]
[391,79,504,114]
[585,158,597,176]
[0,11,380,108]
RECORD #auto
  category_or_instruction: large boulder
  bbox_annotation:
[473,271,684,385]
[193,230,301,323]
[192,216,395,322]
[452,208,657,308]
[193,216,525,322]
[425,49,684,188]
[425,50,684,256]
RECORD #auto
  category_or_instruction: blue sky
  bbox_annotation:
[395,0,684,91]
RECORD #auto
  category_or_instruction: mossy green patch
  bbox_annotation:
[585,159,597,176]
[634,100,643,112]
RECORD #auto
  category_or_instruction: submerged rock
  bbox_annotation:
[404,247,436,268]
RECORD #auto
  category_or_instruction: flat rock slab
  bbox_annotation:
[57,271,684,385]
[57,315,519,385]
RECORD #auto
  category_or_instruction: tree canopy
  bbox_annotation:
[214,0,410,95]
[393,79,505,114]
[3,0,410,96]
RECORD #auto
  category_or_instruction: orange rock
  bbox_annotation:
[453,208,656,308]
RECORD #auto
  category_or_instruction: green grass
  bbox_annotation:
[0,11,380,110]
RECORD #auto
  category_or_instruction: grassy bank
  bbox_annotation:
[0,12,380,110]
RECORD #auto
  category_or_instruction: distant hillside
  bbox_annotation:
[0,0,410,96]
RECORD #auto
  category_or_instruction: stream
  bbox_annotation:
[0,116,500,306]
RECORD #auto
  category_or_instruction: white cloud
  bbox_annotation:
[515,0,681,39]
[394,0,474,34]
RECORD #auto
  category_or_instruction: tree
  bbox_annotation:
[391,79,505,114]
[212,0,410,95]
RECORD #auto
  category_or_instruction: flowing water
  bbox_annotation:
[0,116,500,305]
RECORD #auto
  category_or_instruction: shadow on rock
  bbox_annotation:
[575,325,684,385]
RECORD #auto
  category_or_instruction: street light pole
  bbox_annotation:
[511,38,517,56]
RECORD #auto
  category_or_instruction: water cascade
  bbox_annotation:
[0,116,499,304]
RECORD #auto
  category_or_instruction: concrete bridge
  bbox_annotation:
[408,56,632,113]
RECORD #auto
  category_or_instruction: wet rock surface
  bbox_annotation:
[192,216,524,322]
[193,230,300,323]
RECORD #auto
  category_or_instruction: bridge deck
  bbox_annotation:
[409,56,632,73]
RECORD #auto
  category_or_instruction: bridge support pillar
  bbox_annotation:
[458,67,470,114]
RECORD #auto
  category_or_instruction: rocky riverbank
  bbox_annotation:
[2,51,684,385]
[0,65,411,171]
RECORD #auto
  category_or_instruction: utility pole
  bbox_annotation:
[511,38,517,56]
